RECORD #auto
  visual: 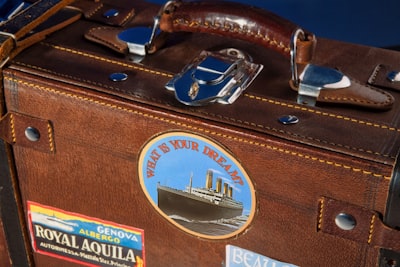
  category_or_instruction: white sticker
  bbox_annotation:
[226,245,297,267]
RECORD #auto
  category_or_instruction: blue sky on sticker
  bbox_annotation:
[141,134,253,215]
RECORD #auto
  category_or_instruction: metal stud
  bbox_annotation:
[335,213,356,231]
[103,9,119,19]
[387,71,400,83]
[278,115,299,125]
[25,127,40,142]
[109,73,128,82]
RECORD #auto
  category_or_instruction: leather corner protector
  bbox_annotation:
[0,112,55,154]
[317,197,400,252]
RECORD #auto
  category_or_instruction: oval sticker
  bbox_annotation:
[138,131,256,239]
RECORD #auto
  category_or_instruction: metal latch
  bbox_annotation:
[291,29,351,106]
[165,48,263,106]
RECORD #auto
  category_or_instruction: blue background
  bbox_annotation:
[147,0,400,48]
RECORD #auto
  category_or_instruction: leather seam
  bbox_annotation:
[12,61,175,106]
[47,122,55,153]
[321,80,393,106]
[86,27,126,52]
[85,3,103,19]
[12,60,397,161]
[9,114,16,143]
[192,108,395,160]
[3,76,392,181]
[41,43,398,132]
[44,43,174,78]
[120,10,134,26]
[172,18,290,54]
[367,214,376,244]
[244,93,400,133]
[317,198,324,231]
[368,64,380,85]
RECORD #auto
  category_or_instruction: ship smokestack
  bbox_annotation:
[216,178,222,193]
[223,183,228,195]
[228,187,233,198]
[189,173,193,194]
[206,170,213,189]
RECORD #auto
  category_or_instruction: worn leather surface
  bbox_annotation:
[3,0,400,266]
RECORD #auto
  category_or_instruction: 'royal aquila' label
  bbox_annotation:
[27,201,145,267]
[138,131,256,239]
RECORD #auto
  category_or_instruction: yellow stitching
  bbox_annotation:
[4,77,392,180]
[43,43,400,135]
[12,60,396,160]
[47,123,55,152]
[368,215,376,244]
[9,114,16,143]
[85,3,103,18]
[244,94,400,133]
[317,198,324,231]
[46,44,173,78]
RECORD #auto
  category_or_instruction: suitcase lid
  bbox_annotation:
[6,0,400,167]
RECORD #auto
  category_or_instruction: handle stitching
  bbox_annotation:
[173,18,290,54]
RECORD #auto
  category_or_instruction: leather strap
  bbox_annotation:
[313,77,394,110]
[318,197,400,251]
[0,112,55,153]
[11,7,81,59]
[0,0,74,65]
[368,64,400,92]
[71,0,135,26]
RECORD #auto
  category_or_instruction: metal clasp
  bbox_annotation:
[117,15,161,57]
[291,29,351,106]
[166,48,263,106]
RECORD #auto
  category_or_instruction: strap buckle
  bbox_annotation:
[0,31,17,68]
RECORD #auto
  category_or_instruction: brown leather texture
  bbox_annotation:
[3,0,400,266]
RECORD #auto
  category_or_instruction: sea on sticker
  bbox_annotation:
[139,132,256,238]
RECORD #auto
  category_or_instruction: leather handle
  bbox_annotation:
[159,1,315,64]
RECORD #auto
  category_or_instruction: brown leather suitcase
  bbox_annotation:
[2,0,400,266]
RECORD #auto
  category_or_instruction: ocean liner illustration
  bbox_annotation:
[157,169,243,221]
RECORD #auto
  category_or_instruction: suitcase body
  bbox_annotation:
[2,1,400,266]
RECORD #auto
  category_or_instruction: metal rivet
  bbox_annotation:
[278,115,299,125]
[335,213,356,231]
[103,9,119,18]
[387,71,400,83]
[25,127,40,142]
[109,73,128,82]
